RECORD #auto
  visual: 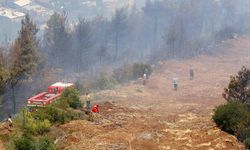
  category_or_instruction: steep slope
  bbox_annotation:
[2,36,249,150]
[55,36,250,149]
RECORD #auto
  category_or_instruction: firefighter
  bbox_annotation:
[7,115,13,128]
[84,93,91,110]
[190,68,194,80]
[173,78,178,91]
[92,105,99,113]
[143,73,147,85]
[144,68,149,79]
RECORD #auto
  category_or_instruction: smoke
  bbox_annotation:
[38,0,250,98]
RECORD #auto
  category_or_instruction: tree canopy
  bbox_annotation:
[223,66,250,105]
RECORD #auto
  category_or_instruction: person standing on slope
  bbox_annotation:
[173,78,178,91]
[7,115,13,128]
[84,93,91,110]
[190,68,194,80]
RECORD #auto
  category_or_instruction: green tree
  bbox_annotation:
[60,87,82,109]
[223,66,250,105]
[0,47,9,95]
[9,14,39,114]
[37,137,55,150]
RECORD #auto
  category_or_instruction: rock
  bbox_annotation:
[138,132,152,140]
[215,143,226,149]
[195,142,211,148]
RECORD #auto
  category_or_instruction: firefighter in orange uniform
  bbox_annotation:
[92,105,99,113]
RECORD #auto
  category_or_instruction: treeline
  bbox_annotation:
[2,0,250,74]
[40,0,250,73]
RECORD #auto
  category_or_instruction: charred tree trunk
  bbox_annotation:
[79,49,83,73]
[11,84,16,114]
[114,31,118,61]
[153,16,158,49]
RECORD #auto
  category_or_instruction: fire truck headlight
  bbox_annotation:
[43,102,46,105]
[28,101,31,104]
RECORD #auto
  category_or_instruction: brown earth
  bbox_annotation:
[0,122,10,150]
[55,36,250,150]
[1,36,250,150]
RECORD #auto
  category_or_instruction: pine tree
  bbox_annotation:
[223,66,250,105]
[9,14,39,114]
[73,18,93,72]
[0,47,8,96]
[111,8,127,61]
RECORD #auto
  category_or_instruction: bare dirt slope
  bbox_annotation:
[56,36,250,150]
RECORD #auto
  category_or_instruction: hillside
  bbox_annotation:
[52,36,250,149]
[2,36,250,149]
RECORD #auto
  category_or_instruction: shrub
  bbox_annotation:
[14,109,36,134]
[132,63,152,79]
[14,135,55,150]
[33,106,75,124]
[244,138,250,149]
[37,137,56,150]
[212,102,249,134]
[235,124,250,142]
[36,119,51,135]
[113,63,153,83]
[113,64,133,83]
[14,134,36,150]
[234,114,250,141]
[32,106,59,124]
[58,110,74,124]
[95,74,117,90]
[60,87,82,109]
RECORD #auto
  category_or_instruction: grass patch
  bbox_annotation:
[135,89,143,93]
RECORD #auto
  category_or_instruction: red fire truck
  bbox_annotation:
[27,82,74,107]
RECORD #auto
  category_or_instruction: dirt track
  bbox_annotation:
[55,36,250,150]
